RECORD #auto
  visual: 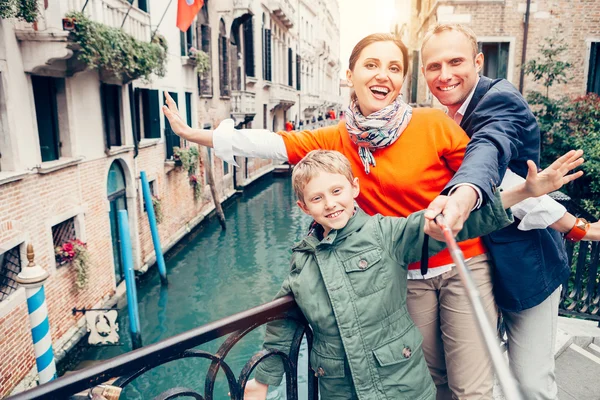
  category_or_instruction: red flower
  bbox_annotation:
[62,242,74,253]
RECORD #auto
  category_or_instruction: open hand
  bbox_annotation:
[162,92,193,140]
[524,149,584,198]
[242,379,268,400]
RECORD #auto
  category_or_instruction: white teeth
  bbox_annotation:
[370,86,390,95]
[327,210,343,218]
[440,84,458,91]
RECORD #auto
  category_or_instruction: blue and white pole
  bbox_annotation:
[16,244,57,384]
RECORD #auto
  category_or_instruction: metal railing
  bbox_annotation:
[555,196,600,324]
[7,296,317,400]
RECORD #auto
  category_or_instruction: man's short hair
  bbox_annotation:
[292,150,355,203]
[421,23,479,58]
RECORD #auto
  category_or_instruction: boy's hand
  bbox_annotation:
[242,379,269,400]
[524,150,584,198]
[162,92,193,140]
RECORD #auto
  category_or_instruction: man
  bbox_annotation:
[420,24,578,400]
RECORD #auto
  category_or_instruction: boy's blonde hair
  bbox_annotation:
[421,23,479,59]
[292,150,355,203]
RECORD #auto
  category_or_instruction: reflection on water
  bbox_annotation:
[60,176,312,399]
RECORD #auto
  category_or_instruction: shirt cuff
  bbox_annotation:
[212,119,239,167]
[447,183,483,210]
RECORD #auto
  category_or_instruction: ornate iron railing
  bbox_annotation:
[7,296,318,400]
[554,195,600,325]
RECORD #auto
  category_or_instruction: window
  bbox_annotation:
[296,54,301,90]
[479,42,509,80]
[263,104,267,129]
[262,15,272,81]
[129,0,148,12]
[243,17,255,77]
[164,92,180,159]
[197,4,212,97]
[219,19,230,97]
[410,50,419,103]
[0,245,21,302]
[32,76,60,162]
[52,217,76,269]
[288,48,293,87]
[181,24,194,56]
[223,160,229,175]
[185,92,193,127]
[140,89,161,139]
[100,83,122,148]
[587,42,600,95]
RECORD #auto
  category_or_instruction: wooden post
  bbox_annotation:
[202,146,226,230]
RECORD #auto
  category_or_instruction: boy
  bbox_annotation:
[244,150,582,400]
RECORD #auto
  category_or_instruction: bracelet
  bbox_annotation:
[565,217,590,242]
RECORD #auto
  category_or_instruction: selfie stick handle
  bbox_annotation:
[434,215,524,400]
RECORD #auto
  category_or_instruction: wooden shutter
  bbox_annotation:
[587,43,600,95]
[296,54,301,90]
[129,84,141,145]
[164,92,180,159]
[266,29,272,81]
[243,18,255,77]
[288,48,293,86]
[200,25,213,97]
[32,76,60,162]
[220,35,230,96]
[142,89,161,139]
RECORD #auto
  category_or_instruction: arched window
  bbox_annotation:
[219,19,230,97]
[107,161,127,284]
[197,1,212,97]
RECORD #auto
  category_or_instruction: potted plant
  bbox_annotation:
[55,239,90,289]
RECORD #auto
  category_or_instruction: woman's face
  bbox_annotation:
[346,41,405,116]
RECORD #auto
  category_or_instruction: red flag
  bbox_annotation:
[177,0,204,32]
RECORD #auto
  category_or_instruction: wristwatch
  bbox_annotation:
[565,218,590,242]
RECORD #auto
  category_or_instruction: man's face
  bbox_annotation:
[421,30,484,116]
[297,172,359,237]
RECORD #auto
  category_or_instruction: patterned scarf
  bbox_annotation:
[345,97,413,174]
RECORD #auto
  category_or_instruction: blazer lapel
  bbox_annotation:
[460,76,494,133]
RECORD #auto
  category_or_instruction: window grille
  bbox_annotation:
[0,245,22,302]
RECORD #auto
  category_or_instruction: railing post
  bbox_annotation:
[15,244,57,384]
[118,210,143,349]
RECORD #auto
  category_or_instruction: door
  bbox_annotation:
[107,162,127,284]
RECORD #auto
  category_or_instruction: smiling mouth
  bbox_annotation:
[439,83,459,92]
[370,86,390,99]
[326,210,343,219]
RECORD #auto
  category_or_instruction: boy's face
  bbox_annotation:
[297,172,360,236]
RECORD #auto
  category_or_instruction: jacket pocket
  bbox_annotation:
[373,325,423,367]
[372,325,434,399]
[309,349,346,379]
[342,247,390,296]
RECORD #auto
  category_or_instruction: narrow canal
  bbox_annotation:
[59,175,312,399]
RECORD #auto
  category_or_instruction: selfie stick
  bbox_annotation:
[434,215,524,400]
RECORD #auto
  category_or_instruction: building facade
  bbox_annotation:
[406,0,600,107]
[0,0,341,395]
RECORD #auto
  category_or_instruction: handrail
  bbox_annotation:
[8,296,316,400]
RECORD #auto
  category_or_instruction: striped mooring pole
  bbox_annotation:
[15,244,57,384]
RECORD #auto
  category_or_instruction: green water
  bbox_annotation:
[60,175,312,399]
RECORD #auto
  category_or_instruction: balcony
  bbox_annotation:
[231,90,256,126]
[270,0,295,29]
[14,0,150,76]
[301,93,320,113]
[269,83,297,111]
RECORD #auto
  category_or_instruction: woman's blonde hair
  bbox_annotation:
[292,150,354,203]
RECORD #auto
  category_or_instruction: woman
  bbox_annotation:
[163,34,594,399]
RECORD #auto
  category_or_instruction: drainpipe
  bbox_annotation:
[518,0,532,94]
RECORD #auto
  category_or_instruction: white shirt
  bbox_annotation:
[452,76,480,125]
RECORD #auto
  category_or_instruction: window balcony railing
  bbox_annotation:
[231,90,256,116]
[7,296,318,400]
[14,0,151,42]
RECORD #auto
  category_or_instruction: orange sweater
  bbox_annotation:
[279,108,486,271]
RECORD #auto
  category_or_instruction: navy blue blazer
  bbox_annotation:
[445,76,569,312]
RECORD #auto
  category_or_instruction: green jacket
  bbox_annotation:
[255,194,512,400]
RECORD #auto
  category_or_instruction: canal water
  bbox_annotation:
[59,175,312,399]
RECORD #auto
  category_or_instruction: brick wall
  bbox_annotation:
[0,142,270,397]
[409,0,600,105]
